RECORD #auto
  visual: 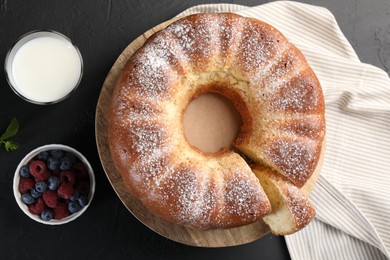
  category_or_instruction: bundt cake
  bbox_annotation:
[108,13,325,232]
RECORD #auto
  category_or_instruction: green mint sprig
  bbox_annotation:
[0,117,20,152]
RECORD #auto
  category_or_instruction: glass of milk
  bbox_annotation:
[4,30,83,104]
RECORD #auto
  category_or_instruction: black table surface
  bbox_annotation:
[1,0,389,259]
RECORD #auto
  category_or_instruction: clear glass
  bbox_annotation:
[4,30,84,105]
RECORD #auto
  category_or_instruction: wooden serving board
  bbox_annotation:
[95,17,324,247]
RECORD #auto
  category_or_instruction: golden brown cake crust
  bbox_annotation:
[108,13,325,230]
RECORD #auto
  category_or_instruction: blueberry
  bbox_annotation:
[68,201,82,214]
[47,157,60,170]
[21,193,35,205]
[30,188,42,199]
[64,152,77,164]
[50,150,64,159]
[40,209,54,221]
[19,165,31,178]
[60,157,72,171]
[47,176,60,190]
[78,195,88,207]
[70,190,80,202]
[37,151,49,161]
[35,181,47,193]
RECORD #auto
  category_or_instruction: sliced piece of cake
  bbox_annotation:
[252,165,316,235]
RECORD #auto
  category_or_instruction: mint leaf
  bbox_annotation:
[4,140,19,152]
[1,117,20,152]
[0,117,19,141]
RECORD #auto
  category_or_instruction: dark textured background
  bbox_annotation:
[0,0,389,259]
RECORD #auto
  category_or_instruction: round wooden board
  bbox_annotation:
[95,17,324,247]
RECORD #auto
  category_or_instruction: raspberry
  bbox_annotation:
[59,171,75,185]
[53,202,69,219]
[76,181,90,196]
[19,178,35,193]
[28,198,46,215]
[73,162,87,179]
[57,183,74,199]
[51,168,61,176]
[33,169,51,182]
[29,160,47,177]
[42,190,59,208]
[30,160,50,181]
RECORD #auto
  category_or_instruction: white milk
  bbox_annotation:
[11,36,82,103]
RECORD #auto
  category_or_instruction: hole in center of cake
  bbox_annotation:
[183,93,242,153]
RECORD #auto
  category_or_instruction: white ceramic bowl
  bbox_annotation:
[13,144,95,225]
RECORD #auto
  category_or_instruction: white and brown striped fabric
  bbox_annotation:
[177,2,390,259]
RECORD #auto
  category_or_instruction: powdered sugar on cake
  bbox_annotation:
[286,185,315,229]
[263,138,318,187]
[108,13,325,230]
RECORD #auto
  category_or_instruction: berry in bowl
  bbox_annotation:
[13,144,95,224]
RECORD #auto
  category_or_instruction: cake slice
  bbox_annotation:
[252,165,316,235]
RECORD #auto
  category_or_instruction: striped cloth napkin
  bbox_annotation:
[177,2,390,259]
